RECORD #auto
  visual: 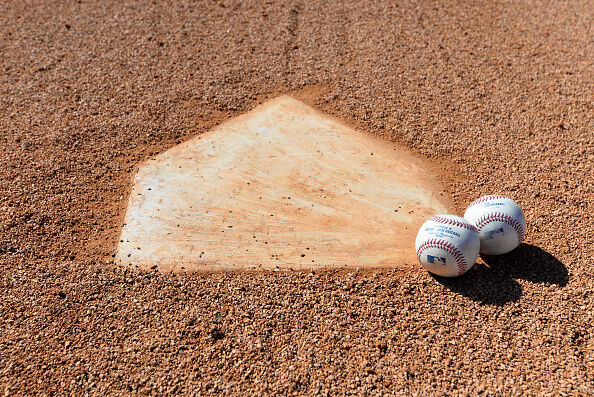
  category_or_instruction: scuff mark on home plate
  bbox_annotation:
[115,95,452,272]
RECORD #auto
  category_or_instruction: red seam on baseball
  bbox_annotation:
[416,238,467,275]
[474,212,524,245]
[428,216,477,232]
[467,195,508,209]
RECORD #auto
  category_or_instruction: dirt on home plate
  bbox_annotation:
[0,0,593,395]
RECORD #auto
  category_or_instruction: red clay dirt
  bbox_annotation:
[0,0,593,394]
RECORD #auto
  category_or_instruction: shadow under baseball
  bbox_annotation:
[432,244,568,306]
[432,263,522,306]
[480,243,568,286]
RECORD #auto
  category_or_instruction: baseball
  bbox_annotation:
[463,195,526,255]
[415,214,480,277]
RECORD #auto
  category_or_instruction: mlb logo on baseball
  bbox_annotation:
[427,255,446,265]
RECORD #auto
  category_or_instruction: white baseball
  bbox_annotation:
[463,195,526,255]
[415,214,480,277]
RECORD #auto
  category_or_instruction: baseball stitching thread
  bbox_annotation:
[466,195,508,209]
[474,212,525,245]
[416,238,467,275]
[428,216,477,232]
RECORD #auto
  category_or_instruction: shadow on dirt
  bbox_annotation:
[433,244,568,306]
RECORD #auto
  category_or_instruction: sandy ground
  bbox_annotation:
[1,0,593,394]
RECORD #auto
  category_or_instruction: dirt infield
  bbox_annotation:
[1,0,592,394]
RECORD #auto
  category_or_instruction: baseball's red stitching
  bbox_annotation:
[474,212,525,245]
[428,216,477,232]
[416,238,467,275]
[467,195,508,209]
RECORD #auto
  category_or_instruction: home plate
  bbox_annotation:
[115,95,451,272]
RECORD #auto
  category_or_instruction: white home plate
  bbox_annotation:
[115,95,451,272]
